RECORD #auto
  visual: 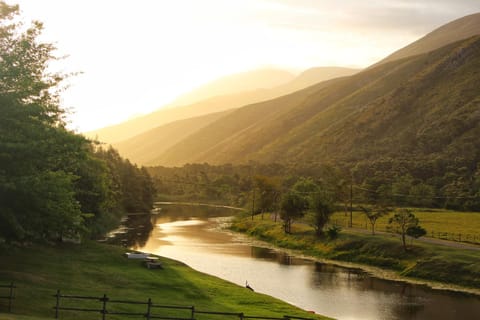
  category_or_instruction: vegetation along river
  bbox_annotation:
[109,204,480,320]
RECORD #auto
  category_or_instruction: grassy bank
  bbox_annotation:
[0,241,328,320]
[231,215,480,292]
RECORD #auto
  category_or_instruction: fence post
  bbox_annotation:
[191,305,195,320]
[8,282,14,312]
[145,298,152,320]
[54,289,60,319]
[239,312,244,320]
[101,293,108,320]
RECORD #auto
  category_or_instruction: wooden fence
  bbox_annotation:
[0,282,15,312]
[332,220,480,245]
[53,290,315,320]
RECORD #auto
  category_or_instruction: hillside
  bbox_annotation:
[169,68,295,107]
[85,68,293,143]
[153,36,480,168]
[276,66,359,93]
[87,67,358,144]
[375,12,480,66]
[114,110,233,165]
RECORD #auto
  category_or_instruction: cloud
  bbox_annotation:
[259,0,480,35]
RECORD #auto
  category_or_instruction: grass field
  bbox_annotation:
[0,241,328,320]
[331,209,480,243]
[231,214,480,291]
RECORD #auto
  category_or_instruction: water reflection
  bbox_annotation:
[107,213,154,248]
[250,247,301,265]
[109,204,480,320]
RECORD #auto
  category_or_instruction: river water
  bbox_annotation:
[109,204,480,320]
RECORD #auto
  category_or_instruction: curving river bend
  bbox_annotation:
[109,204,480,320]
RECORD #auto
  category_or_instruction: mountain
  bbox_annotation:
[276,67,359,93]
[86,88,278,143]
[88,67,358,144]
[169,68,295,107]
[114,110,233,165]
[86,68,294,143]
[375,12,480,66]
[153,35,480,168]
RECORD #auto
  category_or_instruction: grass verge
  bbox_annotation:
[0,241,329,320]
[231,215,480,291]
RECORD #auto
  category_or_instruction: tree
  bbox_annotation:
[0,2,89,241]
[308,189,335,237]
[360,206,389,235]
[388,208,419,251]
[280,191,308,234]
[409,183,435,208]
[391,175,414,206]
[0,3,156,242]
[254,175,281,219]
[406,225,427,243]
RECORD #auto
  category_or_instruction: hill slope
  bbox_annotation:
[85,68,292,143]
[154,36,480,167]
[375,12,480,66]
[87,67,358,144]
[170,68,295,107]
[114,110,233,165]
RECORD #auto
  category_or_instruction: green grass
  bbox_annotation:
[331,209,480,243]
[231,215,480,290]
[0,315,51,320]
[0,241,329,320]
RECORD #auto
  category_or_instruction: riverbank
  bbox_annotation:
[230,215,480,295]
[0,241,329,320]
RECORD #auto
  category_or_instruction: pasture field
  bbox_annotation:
[331,209,480,243]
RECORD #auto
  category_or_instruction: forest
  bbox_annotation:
[0,3,155,243]
[148,158,480,212]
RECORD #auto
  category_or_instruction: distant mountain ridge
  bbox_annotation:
[375,12,480,66]
[136,12,480,167]
[152,35,480,167]
[109,13,480,168]
[169,68,295,107]
[114,110,233,165]
[88,66,359,144]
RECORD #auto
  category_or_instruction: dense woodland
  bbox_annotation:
[148,159,480,212]
[0,3,155,243]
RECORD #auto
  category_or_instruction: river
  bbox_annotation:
[108,204,480,320]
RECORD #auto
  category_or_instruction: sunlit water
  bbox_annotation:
[109,205,480,320]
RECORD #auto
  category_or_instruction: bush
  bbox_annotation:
[327,226,341,240]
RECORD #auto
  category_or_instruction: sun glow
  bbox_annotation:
[10,0,480,132]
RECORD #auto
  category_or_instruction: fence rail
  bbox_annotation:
[53,290,316,320]
[332,220,480,245]
[0,282,16,312]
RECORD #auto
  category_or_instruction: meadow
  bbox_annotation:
[0,241,327,320]
[331,209,480,243]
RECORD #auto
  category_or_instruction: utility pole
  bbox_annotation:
[350,171,353,228]
[252,187,255,220]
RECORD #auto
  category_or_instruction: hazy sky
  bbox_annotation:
[10,0,480,132]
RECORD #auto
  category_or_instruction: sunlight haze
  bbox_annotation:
[10,0,480,132]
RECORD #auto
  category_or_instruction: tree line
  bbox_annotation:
[148,159,480,212]
[0,2,155,243]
